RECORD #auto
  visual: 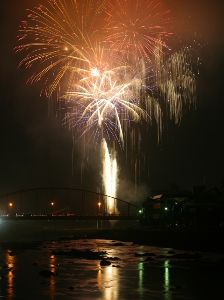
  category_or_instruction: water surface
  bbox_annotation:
[0,239,223,299]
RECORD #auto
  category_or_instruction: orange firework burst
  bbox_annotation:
[15,0,197,145]
[105,0,173,62]
[15,0,107,97]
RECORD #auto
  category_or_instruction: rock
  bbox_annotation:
[8,251,15,257]
[157,255,169,259]
[170,285,182,291]
[106,256,120,261]
[39,270,55,277]
[52,249,106,260]
[100,260,111,266]
[111,242,125,246]
[170,253,201,259]
[167,250,176,254]
[145,257,154,262]
[135,252,156,257]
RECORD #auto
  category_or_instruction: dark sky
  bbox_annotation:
[0,0,224,196]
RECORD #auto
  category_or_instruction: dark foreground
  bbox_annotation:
[0,238,223,300]
[0,220,223,299]
[0,219,223,252]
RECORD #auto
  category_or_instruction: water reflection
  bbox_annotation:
[49,254,56,299]
[164,259,171,300]
[6,251,16,300]
[97,262,103,291]
[138,261,144,296]
[97,263,119,300]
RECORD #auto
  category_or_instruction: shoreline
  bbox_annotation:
[1,222,223,253]
[64,228,224,253]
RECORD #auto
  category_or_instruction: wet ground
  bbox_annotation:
[0,238,223,300]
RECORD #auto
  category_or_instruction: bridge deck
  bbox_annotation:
[1,215,139,221]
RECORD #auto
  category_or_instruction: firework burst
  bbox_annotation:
[63,57,147,143]
[16,0,197,145]
[155,45,196,125]
[105,0,172,63]
[16,0,107,96]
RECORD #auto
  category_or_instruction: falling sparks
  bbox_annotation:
[101,139,118,214]
[105,0,172,62]
[15,0,107,97]
[16,0,198,204]
[16,0,197,144]
[63,58,147,143]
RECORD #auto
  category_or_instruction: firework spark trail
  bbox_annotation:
[16,0,107,96]
[105,0,172,63]
[101,139,118,214]
[155,44,196,124]
[64,61,148,143]
[16,0,198,214]
[16,0,197,144]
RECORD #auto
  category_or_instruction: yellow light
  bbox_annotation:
[50,202,55,207]
[98,202,102,207]
[102,139,118,215]
[9,202,13,208]
[91,67,100,77]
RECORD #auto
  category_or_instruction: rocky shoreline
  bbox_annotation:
[0,220,223,253]
[63,228,224,253]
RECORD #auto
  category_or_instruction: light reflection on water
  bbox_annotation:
[0,239,223,300]
[6,252,15,300]
[49,254,56,299]
[138,261,144,297]
[103,265,119,300]
[164,260,171,300]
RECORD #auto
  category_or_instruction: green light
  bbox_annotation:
[138,262,144,294]
[138,209,143,214]
[164,260,171,300]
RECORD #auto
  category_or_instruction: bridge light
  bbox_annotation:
[97,202,102,216]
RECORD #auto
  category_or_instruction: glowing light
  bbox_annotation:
[64,61,146,143]
[15,0,107,97]
[6,252,16,300]
[91,67,100,77]
[16,0,197,145]
[49,255,56,296]
[164,259,171,300]
[138,262,144,294]
[101,139,118,214]
[8,202,13,208]
[16,0,198,198]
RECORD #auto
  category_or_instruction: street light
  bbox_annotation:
[97,202,102,214]
[50,201,55,216]
[8,202,14,216]
[97,201,102,230]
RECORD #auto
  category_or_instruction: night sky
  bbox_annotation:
[1,0,224,197]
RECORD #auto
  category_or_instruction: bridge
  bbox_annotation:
[0,187,140,220]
